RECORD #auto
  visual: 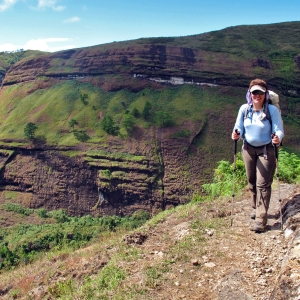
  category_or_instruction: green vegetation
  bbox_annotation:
[121,113,136,134]
[80,92,89,105]
[202,153,247,198]
[0,208,149,270]
[171,129,191,139]
[71,129,90,142]
[86,149,147,162]
[24,122,38,140]
[154,110,174,127]
[101,115,119,136]
[202,149,300,198]
[68,118,78,130]
[142,100,152,121]
[277,150,300,183]
[3,203,34,216]
[0,76,298,163]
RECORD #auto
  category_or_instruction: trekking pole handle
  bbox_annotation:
[234,129,240,155]
[272,133,279,160]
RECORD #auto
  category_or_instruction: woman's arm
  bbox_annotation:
[269,105,284,142]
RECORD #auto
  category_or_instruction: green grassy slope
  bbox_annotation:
[0,78,299,154]
[0,80,242,144]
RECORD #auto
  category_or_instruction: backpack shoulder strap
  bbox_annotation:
[263,102,272,125]
[244,104,251,120]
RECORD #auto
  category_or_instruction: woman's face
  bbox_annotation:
[251,90,266,107]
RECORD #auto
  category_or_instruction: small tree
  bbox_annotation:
[121,114,136,134]
[101,116,119,135]
[154,110,174,127]
[142,101,152,121]
[131,107,141,118]
[68,118,79,130]
[72,129,90,142]
[80,93,89,105]
[24,122,38,140]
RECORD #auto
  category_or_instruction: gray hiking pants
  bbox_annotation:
[242,142,276,226]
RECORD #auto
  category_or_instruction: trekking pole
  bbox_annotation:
[273,136,283,230]
[231,129,239,226]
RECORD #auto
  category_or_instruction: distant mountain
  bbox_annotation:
[2,21,300,92]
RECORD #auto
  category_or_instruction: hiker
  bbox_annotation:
[231,78,284,232]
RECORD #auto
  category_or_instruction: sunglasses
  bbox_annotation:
[251,90,265,95]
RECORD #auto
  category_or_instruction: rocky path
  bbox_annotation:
[121,183,300,300]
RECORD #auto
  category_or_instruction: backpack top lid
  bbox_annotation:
[267,90,280,112]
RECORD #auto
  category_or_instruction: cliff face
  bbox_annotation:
[0,147,162,217]
[1,44,278,89]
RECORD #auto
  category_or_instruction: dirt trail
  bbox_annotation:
[122,183,300,300]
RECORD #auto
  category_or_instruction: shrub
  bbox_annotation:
[48,209,70,223]
[0,209,150,270]
[121,114,136,134]
[24,122,38,140]
[36,208,49,218]
[3,203,34,216]
[202,153,247,198]
[142,101,152,121]
[154,110,174,127]
[101,115,119,135]
[71,129,90,142]
[277,149,300,183]
[131,107,141,118]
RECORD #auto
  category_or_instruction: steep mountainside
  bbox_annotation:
[0,22,299,218]
[2,22,300,92]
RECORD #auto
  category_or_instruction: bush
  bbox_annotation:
[154,110,174,127]
[36,208,48,218]
[0,209,150,270]
[48,209,70,223]
[142,101,152,121]
[121,114,136,134]
[277,149,300,183]
[3,203,34,216]
[24,122,38,140]
[71,129,90,142]
[101,115,119,135]
[131,107,141,118]
[202,153,247,198]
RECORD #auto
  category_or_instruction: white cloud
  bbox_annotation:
[0,0,18,11]
[23,38,72,51]
[0,38,75,53]
[37,0,65,11]
[63,16,80,23]
[0,43,22,52]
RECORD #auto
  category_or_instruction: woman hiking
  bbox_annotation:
[232,78,284,232]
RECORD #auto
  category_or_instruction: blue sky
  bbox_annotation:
[0,0,300,52]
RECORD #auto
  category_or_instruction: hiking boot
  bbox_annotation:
[250,210,256,219]
[250,222,265,233]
